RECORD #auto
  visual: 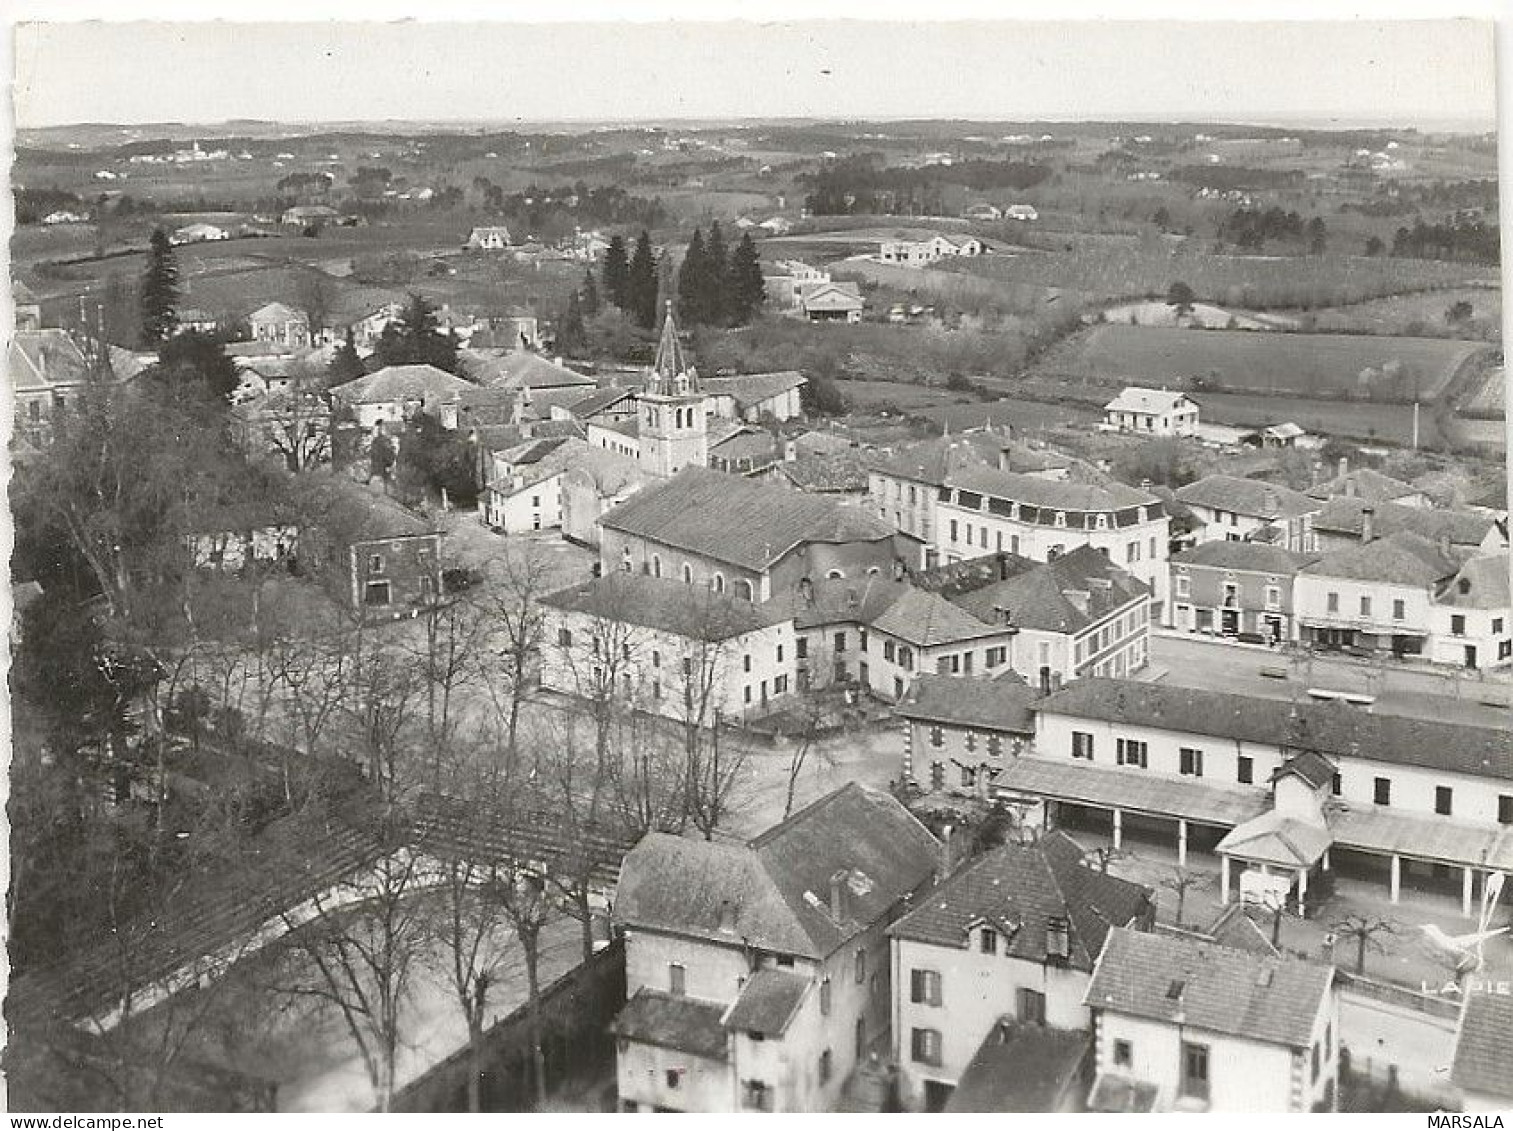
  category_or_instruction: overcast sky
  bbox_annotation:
[12,18,1497,130]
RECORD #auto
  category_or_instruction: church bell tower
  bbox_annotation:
[638,303,708,476]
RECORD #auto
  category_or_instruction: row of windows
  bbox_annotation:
[1070,731,1513,822]
[949,492,1159,529]
[1173,573,1283,608]
[927,727,1008,758]
[1075,606,1149,662]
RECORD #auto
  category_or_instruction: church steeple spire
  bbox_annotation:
[648,302,698,396]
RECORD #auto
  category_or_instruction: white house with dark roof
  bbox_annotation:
[1307,464,1431,509]
[1173,474,1322,553]
[1429,552,1512,670]
[328,363,480,430]
[1102,387,1200,437]
[890,830,1154,1112]
[611,783,940,1113]
[539,572,795,722]
[919,544,1153,687]
[1294,529,1462,659]
[8,329,93,440]
[465,225,512,249]
[1084,928,1337,1112]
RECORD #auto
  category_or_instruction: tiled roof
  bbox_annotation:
[1104,386,1194,414]
[1312,496,1493,546]
[1084,927,1333,1048]
[779,451,870,493]
[1174,475,1320,519]
[928,545,1149,634]
[761,576,909,631]
[614,988,729,1061]
[894,673,1038,735]
[1036,677,1513,782]
[950,462,1159,514]
[721,969,811,1037]
[467,349,595,390]
[702,371,807,409]
[1302,530,1461,586]
[1273,750,1336,791]
[870,586,1011,647]
[560,385,636,419]
[1171,541,1315,575]
[614,783,938,960]
[9,330,90,392]
[1307,468,1421,504]
[249,301,305,323]
[1435,553,1510,610]
[1451,988,1513,1100]
[863,431,1004,486]
[330,363,476,405]
[946,1023,1090,1112]
[1326,805,1513,871]
[298,471,437,542]
[599,466,901,573]
[890,829,1152,972]
[540,574,784,641]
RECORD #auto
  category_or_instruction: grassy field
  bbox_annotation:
[1461,365,1506,418]
[1035,324,1492,402]
[1285,286,1501,340]
[1190,390,1449,449]
[947,240,1499,307]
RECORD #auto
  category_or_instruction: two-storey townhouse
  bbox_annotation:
[865,431,1004,550]
[481,436,572,532]
[329,364,481,431]
[934,465,1170,609]
[599,466,922,604]
[1101,387,1200,437]
[920,545,1153,684]
[1168,540,1317,640]
[761,577,1019,703]
[611,783,940,1113]
[1451,989,1513,1113]
[896,673,1040,795]
[247,301,311,349]
[1173,475,1321,553]
[1003,678,1513,916]
[538,573,795,724]
[9,329,94,443]
[889,829,1154,1111]
[1295,530,1460,657]
[1084,928,1338,1113]
[1428,552,1512,670]
[299,472,443,618]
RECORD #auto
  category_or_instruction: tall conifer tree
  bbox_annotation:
[704,222,729,326]
[726,232,767,326]
[139,228,180,347]
[627,230,658,330]
[601,235,630,311]
[676,228,708,325]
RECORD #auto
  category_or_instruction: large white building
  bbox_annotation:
[931,465,1170,611]
[538,573,794,724]
[1174,475,1321,554]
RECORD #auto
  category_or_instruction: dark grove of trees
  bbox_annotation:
[1391,216,1500,265]
[1217,206,1328,253]
[14,186,85,224]
[675,225,766,328]
[801,153,1051,215]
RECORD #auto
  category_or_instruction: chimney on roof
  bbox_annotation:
[1338,456,1349,480]
[830,869,849,921]
[1438,531,1452,558]
[992,604,1014,626]
[937,825,955,881]
[1039,665,1053,697]
[1263,488,1279,515]
[1360,506,1375,545]
[1344,477,1357,498]
[717,899,737,934]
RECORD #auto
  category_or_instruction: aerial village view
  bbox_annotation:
[4,12,1510,1118]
